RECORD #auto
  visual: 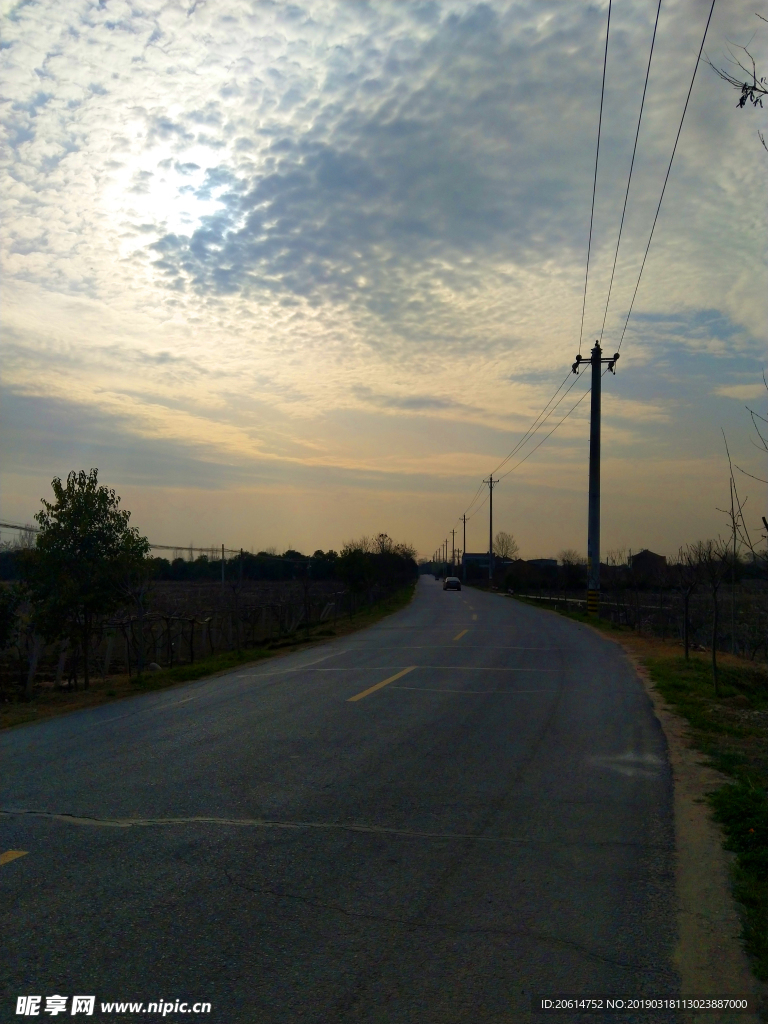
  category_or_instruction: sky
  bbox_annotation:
[1,0,766,561]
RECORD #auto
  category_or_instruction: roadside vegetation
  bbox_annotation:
[2,583,415,731]
[1,469,417,728]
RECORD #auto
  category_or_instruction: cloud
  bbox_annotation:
[0,0,766,555]
[351,385,466,413]
[714,383,767,400]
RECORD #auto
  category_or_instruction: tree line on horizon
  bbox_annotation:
[0,470,418,692]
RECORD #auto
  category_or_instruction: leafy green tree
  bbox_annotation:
[336,544,375,595]
[24,470,150,689]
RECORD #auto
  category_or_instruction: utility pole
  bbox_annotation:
[451,529,456,574]
[221,543,225,586]
[572,342,619,615]
[483,477,498,581]
[462,514,467,583]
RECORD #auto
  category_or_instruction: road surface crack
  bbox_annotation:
[0,809,664,847]
[217,865,645,971]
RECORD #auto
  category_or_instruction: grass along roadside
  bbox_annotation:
[1,583,416,731]
[512,593,768,989]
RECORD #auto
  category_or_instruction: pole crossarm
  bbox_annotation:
[572,349,620,375]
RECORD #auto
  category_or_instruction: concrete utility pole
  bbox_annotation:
[221,543,225,586]
[572,342,619,614]
[462,514,467,583]
[483,477,498,581]
[451,529,456,574]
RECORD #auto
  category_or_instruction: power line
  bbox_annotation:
[616,0,717,352]
[460,370,578,524]
[0,520,312,564]
[466,491,489,523]
[461,480,488,519]
[457,365,596,525]
[461,370,599,527]
[455,0,705,548]
[489,370,574,477]
[578,0,613,357]
[599,0,663,345]
[498,374,593,482]
[458,4,619,529]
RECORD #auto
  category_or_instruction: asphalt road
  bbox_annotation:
[2,577,679,1023]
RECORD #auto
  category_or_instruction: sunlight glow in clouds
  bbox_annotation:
[109,148,228,254]
[0,0,765,557]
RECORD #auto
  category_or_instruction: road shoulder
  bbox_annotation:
[618,641,764,1022]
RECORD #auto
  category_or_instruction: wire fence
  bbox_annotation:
[2,579,401,696]
[514,581,768,661]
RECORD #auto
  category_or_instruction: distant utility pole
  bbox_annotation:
[221,543,225,586]
[451,529,456,573]
[572,342,619,614]
[462,514,467,582]
[483,477,498,581]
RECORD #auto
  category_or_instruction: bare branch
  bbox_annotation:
[705,41,767,109]
[735,463,768,484]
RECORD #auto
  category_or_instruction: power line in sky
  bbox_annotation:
[616,0,717,352]
[578,0,613,358]
[449,0,718,560]
[599,0,663,345]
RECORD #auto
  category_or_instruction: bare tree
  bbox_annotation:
[692,539,731,696]
[670,545,701,660]
[374,533,393,554]
[0,524,38,551]
[393,541,417,561]
[558,549,585,566]
[728,383,768,570]
[706,16,768,152]
[341,536,373,555]
[494,531,519,560]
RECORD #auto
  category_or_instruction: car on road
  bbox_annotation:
[443,576,461,591]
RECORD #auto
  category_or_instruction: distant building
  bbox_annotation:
[629,549,667,575]
[527,558,557,568]
[463,552,490,569]
[462,552,518,576]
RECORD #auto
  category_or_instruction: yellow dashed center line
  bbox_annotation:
[0,850,28,867]
[347,666,416,702]
[452,629,468,641]
[472,614,478,621]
